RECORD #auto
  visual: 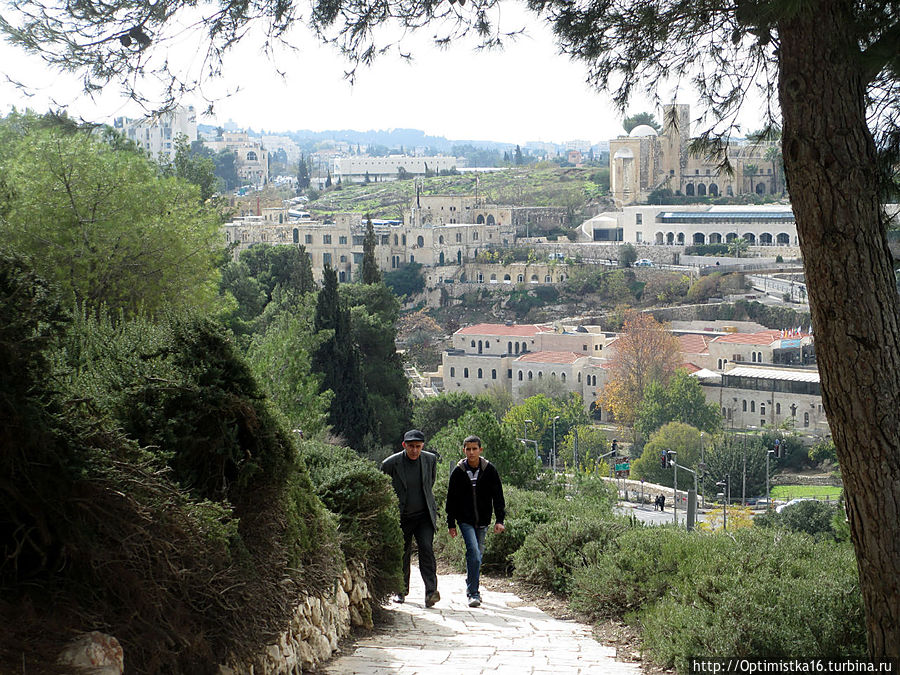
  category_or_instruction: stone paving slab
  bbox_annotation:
[322,565,642,675]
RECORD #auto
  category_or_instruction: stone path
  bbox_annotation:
[322,565,643,675]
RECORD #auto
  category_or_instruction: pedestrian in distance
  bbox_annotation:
[381,429,440,608]
[446,435,506,608]
[659,494,666,512]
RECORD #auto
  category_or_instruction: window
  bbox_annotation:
[381,235,390,245]
[760,404,766,415]
[561,373,566,382]
[394,234,399,246]
[507,369,512,379]
[322,253,332,266]
[473,231,479,240]
[578,373,582,383]
[450,367,455,377]
[464,368,469,378]
[743,400,747,412]
[339,255,347,263]
[776,403,782,414]
[518,371,523,381]
[439,235,444,244]
[456,233,462,243]
[402,235,407,245]
[751,401,756,412]
[477,368,483,379]
[636,214,643,225]
[528,371,533,380]
[352,236,364,246]
[353,252,363,264]
[339,236,348,245]
[804,412,810,427]
[471,340,476,348]
[491,369,497,380]
[417,235,424,247]
[323,234,332,244]
[293,229,299,243]
[305,234,313,244]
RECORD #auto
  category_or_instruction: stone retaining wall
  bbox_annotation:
[61,564,374,675]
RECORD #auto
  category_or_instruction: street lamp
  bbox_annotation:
[699,431,705,508]
[551,416,560,472]
[669,450,678,525]
[716,475,729,531]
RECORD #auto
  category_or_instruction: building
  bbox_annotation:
[438,320,827,434]
[332,155,463,183]
[610,103,785,206]
[204,132,269,186]
[113,105,197,160]
[581,204,798,247]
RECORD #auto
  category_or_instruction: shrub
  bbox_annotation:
[755,500,842,540]
[512,514,631,594]
[569,528,865,671]
[298,441,404,602]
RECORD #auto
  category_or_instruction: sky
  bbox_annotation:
[0,8,725,146]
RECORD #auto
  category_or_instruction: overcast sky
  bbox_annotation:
[0,8,743,145]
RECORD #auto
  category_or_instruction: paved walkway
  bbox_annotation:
[323,565,642,675]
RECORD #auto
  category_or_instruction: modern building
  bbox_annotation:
[113,105,197,160]
[581,204,798,247]
[609,103,785,206]
[204,132,269,186]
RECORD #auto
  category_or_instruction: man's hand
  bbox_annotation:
[449,527,457,538]
[493,523,505,534]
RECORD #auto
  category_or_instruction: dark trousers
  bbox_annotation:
[401,512,437,596]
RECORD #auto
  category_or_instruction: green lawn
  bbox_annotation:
[771,484,842,500]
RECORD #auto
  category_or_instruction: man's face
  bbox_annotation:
[464,442,483,467]
[403,441,424,460]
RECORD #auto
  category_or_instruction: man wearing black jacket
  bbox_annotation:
[446,435,505,608]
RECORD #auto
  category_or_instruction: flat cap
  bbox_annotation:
[403,429,425,442]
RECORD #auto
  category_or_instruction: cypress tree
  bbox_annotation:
[361,216,381,285]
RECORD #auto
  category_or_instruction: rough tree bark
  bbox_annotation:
[778,0,900,658]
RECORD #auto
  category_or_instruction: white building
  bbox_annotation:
[580,204,798,247]
[113,105,198,160]
[332,155,463,183]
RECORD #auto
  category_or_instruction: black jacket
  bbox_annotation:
[446,457,505,529]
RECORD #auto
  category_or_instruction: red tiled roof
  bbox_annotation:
[712,330,783,346]
[515,351,582,364]
[681,362,702,373]
[456,323,544,337]
[678,334,711,354]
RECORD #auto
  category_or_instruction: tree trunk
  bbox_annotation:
[778,0,900,658]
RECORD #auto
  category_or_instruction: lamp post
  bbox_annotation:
[699,431,705,508]
[551,415,560,472]
[670,450,678,525]
[716,475,729,531]
[524,419,538,462]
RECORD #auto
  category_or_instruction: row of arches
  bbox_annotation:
[654,232,796,246]
[473,273,569,283]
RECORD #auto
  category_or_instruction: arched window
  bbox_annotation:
[697,183,707,196]
[518,371,523,381]
[515,343,520,354]
[394,234,399,245]
[486,215,495,226]
[686,183,695,196]
[528,371,533,380]
[471,340,476,348]
[504,274,511,281]
[776,403,782,414]
[477,215,485,224]
[247,151,258,161]
[804,412,810,427]
[751,401,756,412]
[450,367,455,377]
[478,340,483,354]
[517,274,524,282]
[577,373,582,383]
[293,228,299,243]
[561,373,566,382]
[417,235,424,247]
[761,404,766,415]
[473,231,479,241]
[537,371,543,379]
[508,341,513,353]
[491,369,497,380]
[743,400,748,412]
[551,372,557,379]
[464,368,469,378]
[402,235,407,246]
[439,235,444,244]
[477,368,483,379]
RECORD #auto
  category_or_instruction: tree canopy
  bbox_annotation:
[0,115,225,316]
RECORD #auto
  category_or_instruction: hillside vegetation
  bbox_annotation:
[307,165,611,219]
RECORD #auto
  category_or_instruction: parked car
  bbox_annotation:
[634,258,654,267]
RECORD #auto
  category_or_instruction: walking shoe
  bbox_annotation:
[424,590,441,608]
[393,594,405,604]
[468,595,481,608]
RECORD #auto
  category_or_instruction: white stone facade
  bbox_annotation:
[333,155,462,183]
[113,105,197,160]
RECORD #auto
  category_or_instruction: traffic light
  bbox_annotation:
[661,451,669,469]
[612,439,618,455]
[774,439,782,458]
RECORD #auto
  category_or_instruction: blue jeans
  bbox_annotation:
[459,522,487,598]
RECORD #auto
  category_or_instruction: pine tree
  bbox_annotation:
[514,145,524,165]
[325,170,332,188]
[362,216,381,285]
[297,154,310,189]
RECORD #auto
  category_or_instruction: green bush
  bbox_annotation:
[569,528,865,671]
[755,500,842,540]
[298,441,404,603]
[512,514,631,594]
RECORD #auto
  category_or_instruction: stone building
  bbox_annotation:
[610,103,785,206]
[332,155,462,183]
[204,132,269,186]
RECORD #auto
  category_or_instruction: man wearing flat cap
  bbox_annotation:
[381,429,440,607]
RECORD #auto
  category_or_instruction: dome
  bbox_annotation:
[614,147,634,159]
[629,124,658,137]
